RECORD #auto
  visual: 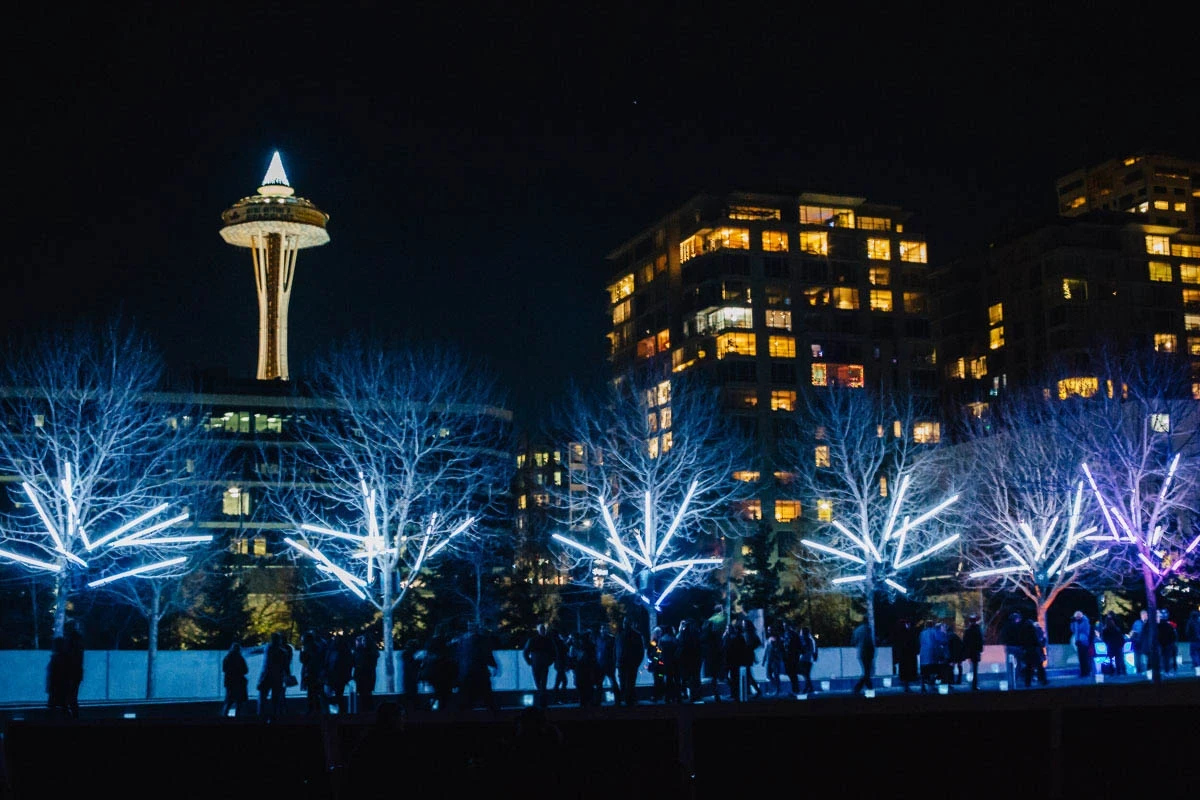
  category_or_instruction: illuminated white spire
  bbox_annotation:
[262,151,290,187]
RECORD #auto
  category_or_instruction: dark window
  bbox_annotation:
[770,363,796,383]
[764,258,791,278]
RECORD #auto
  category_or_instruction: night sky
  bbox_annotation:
[5,3,1196,427]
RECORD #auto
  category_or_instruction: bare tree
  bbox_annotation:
[1064,348,1200,681]
[958,390,1116,634]
[549,371,755,632]
[0,321,217,670]
[784,384,960,637]
[266,342,512,692]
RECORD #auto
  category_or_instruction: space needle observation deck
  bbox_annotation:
[220,151,329,381]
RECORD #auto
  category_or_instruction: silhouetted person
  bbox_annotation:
[594,623,619,704]
[456,621,499,712]
[616,618,646,706]
[325,633,354,711]
[852,619,875,694]
[353,634,380,713]
[301,630,329,715]
[63,621,84,718]
[523,623,557,707]
[221,642,249,717]
[46,636,74,718]
[258,632,291,721]
[963,614,984,690]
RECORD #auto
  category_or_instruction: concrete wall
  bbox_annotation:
[1,644,1190,705]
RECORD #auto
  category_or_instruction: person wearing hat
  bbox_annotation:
[1069,610,1094,678]
[963,614,984,690]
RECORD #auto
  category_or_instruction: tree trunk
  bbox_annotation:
[146,589,161,699]
[382,572,396,693]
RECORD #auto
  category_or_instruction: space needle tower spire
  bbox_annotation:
[220,152,329,381]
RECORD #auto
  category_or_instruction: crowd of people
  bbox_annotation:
[53,605,1200,719]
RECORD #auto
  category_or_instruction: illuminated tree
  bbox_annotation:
[1065,348,1200,681]
[549,371,754,632]
[960,391,1116,635]
[0,321,217,686]
[784,384,960,636]
[268,342,511,692]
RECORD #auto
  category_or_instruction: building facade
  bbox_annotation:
[604,191,939,534]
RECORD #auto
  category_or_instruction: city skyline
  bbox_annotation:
[5,5,1197,425]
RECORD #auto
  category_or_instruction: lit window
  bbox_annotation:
[1182,264,1199,284]
[707,227,750,251]
[893,420,902,438]
[647,437,660,459]
[535,452,550,467]
[1145,235,1170,255]
[222,486,250,516]
[613,299,631,325]
[1062,278,1088,300]
[518,495,527,509]
[1057,377,1098,399]
[966,402,988,417]
[879,476,888,497]
[761,231,789,252]
[533,493,549,507]
[1174,202,1187,213]
[1187,314,1200,332]
[637,336,657,359]
[769,336,796,358]
[831,287,859,310]
[969,357,987,379]
[729,205,780,220]
[800,206,855,227]
[814,445,829,467]
[765,309,792,330]
[812,363,864,387]
[949,358,965,380]
[1148,261,1173,282]
[661,431,673,453]
[1154,333,1177,352]
[988,303,1003,325]
[726,389,758,408]
[867,238,892,260]
[716,332,757,358]
[868,266,891,286]
[899,241,928,263]
[647,412,658,433]
[913,421,941,444]
[903,292,927,314]
[803,287,830,306]
[608,274,634,303]
[1154,200,1170,211]
[660,405,672,430]
[732,470,761,482]
[516,454,526,468]
[989,327,1005,350]
[680,234,703,263]
[554,471,562,486]
[799,231,829,255]
[1149,414,1170,433]
[774,500,801,523]
[1183,289,1200,307]
[1174,244,1199,258]
[1189,337,1200,356]
[657,329,670,352]
[640,263,654,284]
[869,290,893,312]
[817,499,833,522]
[857,216,891,231]
[704,306,753,332]
[657,380,671,406]
[770,390,797,411]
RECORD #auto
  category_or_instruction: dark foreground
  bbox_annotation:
[3,679,1197,800]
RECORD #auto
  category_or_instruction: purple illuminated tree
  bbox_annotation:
[959,391,1117,634]
[1064,348,1199,682]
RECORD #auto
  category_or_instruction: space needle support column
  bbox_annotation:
[221,151,329,381]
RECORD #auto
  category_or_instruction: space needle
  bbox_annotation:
[220,152,329,381]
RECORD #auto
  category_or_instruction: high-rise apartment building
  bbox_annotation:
[1056,152,1197,234]
[604,191,939,531]
[934,152,1200,426]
